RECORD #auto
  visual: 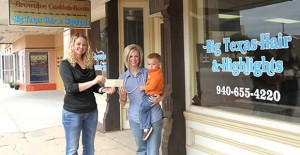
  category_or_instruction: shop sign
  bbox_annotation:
[203,32,294,103]
[93,49,106,71]
[203,32,292,77]
[9,0,91,28]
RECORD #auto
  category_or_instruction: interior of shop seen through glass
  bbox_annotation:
[189,0,300,123]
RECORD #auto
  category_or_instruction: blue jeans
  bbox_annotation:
[139,95,152,129]
[62,109,98,155]
[130,118,162,155]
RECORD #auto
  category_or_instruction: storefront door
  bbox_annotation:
[119,0,149,129]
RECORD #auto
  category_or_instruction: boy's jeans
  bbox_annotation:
[139,94,153,129]
[62,109,98,155]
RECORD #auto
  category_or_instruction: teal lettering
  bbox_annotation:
[24,16,42,24]
[44,16,56,24]
[13,15,24,24]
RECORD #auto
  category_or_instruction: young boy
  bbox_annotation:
[139,53,164,141]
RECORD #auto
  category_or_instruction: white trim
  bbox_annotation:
[183,0,193,109]
[185,109,300,154]
[188,106,300,134]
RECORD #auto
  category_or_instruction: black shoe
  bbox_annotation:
[143,127,153,141]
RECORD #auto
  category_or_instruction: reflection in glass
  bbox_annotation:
[123,8,144,48]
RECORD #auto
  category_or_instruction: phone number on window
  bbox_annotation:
[216,85,281,102]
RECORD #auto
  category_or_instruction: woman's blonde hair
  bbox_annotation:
[66,33,94,69]
[123,44,144,68]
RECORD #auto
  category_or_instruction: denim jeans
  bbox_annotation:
[130,118,162,155]
[139,94,152,129]
[62,109,98,155]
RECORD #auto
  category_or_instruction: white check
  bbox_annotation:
[105,79,124,87]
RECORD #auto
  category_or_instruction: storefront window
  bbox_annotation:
[1,54,14,83]
[123,8,144,48]
[29,52,49,84]
[93,31,107,77]
[188,0,300,121]
[92,18,107,77]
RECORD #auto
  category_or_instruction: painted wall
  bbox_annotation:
[54,32,64,91]
[25,35,55,48]
[12,36,25,53]
[12,35,57,91]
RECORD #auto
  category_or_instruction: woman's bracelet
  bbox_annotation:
[119,98,126,102]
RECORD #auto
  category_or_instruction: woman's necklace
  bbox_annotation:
[130,68,138,77]
[125,68,142,93]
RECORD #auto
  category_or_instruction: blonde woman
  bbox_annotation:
[59,33,115,155]
[119,44,164,155]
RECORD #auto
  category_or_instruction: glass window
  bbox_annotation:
[123,8,144,48]
[188,0,300,122]
[93,18,107,77]
[29,52,49,84]
[2,54,14,83]
[94,31,107,77]
[123,7,144,68]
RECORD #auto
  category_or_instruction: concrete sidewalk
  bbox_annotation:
[0,85,135,155]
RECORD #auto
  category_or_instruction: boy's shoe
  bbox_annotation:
[143,127,153,141]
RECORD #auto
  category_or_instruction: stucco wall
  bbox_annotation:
[12,34,58,91]
[12,36,26,52]
[25,35,55,48]
[54,32,64,91]
[13,35,55,51]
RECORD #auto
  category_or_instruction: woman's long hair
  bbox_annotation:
[66,33,94,69]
